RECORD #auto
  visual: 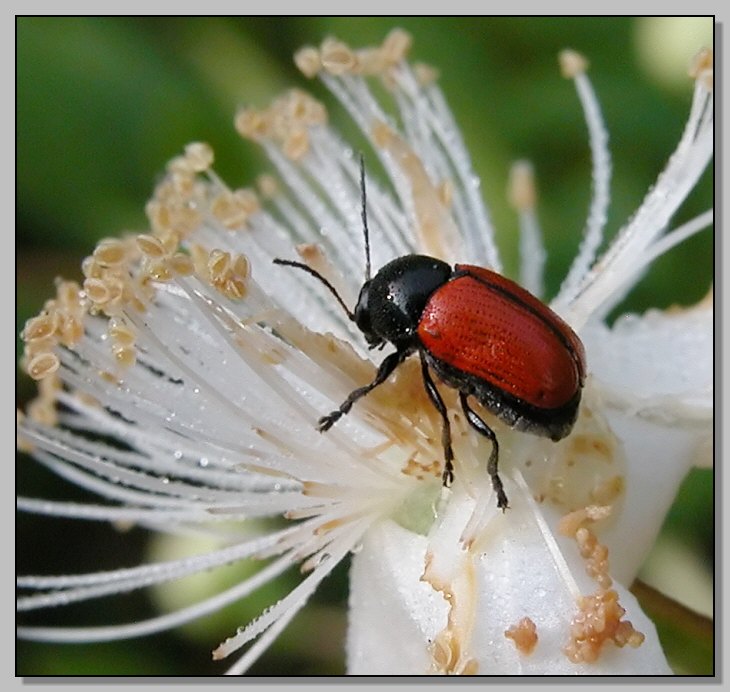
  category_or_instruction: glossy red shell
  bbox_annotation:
[417,264,586,410]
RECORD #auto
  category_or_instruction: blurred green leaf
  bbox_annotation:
[632,580,714,675]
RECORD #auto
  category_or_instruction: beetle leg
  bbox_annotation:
[458,392,509,511]
[418,351,454,486]
[317,348,407,432]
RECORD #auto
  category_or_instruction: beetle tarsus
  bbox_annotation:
[317,412,341,432]
[492,472,509,512]
[441,462,454,486]
[485,434,509,511]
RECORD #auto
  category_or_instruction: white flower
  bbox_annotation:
[17,31,712,675]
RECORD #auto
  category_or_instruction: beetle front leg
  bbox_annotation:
[459,392,509,511]
[419,351,454,486]
[317,349,407,432]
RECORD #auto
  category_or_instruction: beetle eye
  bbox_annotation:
[354,282,382,348]
[353,284,368,326]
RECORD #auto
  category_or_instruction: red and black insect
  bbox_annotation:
[275,162,586,510]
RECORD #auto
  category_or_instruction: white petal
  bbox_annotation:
[553,296,714,582]
[584,411,706,585]
[347,506,671,675]
[346,519,450,674]
[582,296,712,425]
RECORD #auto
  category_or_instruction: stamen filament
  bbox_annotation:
[555,54,612,309]
[512,469,582,600]
[17,552,295,643]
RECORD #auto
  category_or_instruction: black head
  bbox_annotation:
[353,255,453,350]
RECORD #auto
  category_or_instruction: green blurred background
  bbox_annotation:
[17,17,713,676]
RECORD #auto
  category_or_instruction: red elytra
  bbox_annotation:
[418,264,586,412]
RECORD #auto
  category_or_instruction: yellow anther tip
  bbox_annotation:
[559,49,589,78]
[294,46,321,78]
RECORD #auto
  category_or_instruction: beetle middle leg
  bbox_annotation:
[419,351,454,486]
[459,392,509,511]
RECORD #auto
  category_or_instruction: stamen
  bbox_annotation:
[234,107,270,141]
[512,469,582,600]
[212,518,368,660]
[353,46,387,76]
[169,252,195,276]
[18,552,295,644]
[555,49,612,310]
[388,59,501,269]
[294,243,355,311]
[184,141,214,172]
[256,174,279,198]
[211,189,260,230]
[628,208,713,280]
[380,28,412,66]
[18,524,298,609]
[320,37,357,76]
[26,352,60,380]
[372,120,460,260]
[294,46,321,78]
[223,596,302,675]
[82,278,112,305]
[558,49,589,78]
[413,62,439,86]
[93,238,128,267]
[22,314,58,342]
[509,161,545,298]
[136,234,166,259]
[562,50,713,328]
[688,47,713,91]
[282,127,309,161]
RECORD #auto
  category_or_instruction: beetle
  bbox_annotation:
[274,161,586,510]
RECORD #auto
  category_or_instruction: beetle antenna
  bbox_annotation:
[359,154,372,282]
[273,258,355,322]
